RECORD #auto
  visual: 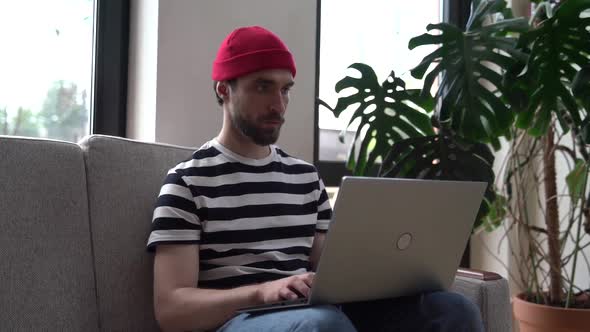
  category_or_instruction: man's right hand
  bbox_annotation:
[257,272,315,303]
[155,245,315,331]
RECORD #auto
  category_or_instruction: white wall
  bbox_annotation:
[127,0,158,142]
[128,0,318,162]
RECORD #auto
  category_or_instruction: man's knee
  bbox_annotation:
[295,305,356,332]
[218,305,356,332]
[422,291,484,331]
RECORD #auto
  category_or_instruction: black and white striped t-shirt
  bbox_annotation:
[146,139,332,289]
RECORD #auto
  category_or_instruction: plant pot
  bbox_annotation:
[513,292,590,332]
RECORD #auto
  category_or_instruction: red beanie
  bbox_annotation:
[212,26,296,81]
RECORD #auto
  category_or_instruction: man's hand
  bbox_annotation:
[257,272,315,303]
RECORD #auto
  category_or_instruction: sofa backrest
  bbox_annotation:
[0,136,100,331]
[79,135,194,332]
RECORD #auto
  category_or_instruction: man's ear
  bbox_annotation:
[216,81,229,100]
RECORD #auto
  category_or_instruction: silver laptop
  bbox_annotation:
[237,176,486,313]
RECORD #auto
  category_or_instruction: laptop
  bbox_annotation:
[237,176,487,313]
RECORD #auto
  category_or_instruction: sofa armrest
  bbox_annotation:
[456,268,503,281]
[451,269,511,332]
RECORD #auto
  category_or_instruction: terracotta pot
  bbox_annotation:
[513,293,590,332]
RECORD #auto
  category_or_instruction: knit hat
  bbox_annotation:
[212,26,296,81]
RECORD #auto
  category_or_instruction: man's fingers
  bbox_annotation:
[290,278,311,298]
[300,272,314,287]
[278,287,299,300]
[273,273,314,301]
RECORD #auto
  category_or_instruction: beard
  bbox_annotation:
[230,108,284,146]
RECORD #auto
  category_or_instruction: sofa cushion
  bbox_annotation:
[0,136,99,332]
[80,135,194,332]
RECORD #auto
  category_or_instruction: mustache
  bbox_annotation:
[260,115,285,123]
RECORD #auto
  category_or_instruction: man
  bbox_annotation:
[147,26,484,332]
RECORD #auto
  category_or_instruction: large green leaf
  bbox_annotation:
[378,133,497,229]
[319,63,434,175]
[514,0,590,136]
[503,60,531,114]
[572,65,590,110]
[566,159,589,201]
[481,193,508,232]
[580,116,590,145]
[572,66,590,144]
[409,0,528,148]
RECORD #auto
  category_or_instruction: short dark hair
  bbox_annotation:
[213,79,237,106]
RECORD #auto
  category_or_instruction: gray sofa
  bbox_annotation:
[0,134,512,331]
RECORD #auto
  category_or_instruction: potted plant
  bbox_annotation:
[319,0,590,330]
[496,0,590,330]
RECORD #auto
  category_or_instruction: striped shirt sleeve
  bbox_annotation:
[315,177,332,232]
[146,169,201,251]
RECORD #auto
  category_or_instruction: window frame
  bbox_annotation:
[92,0,130,137]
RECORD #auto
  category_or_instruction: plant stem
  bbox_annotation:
[544,126,562,303]
[516,135,544,301]
[565,160,589,307]
[554,145,576,163]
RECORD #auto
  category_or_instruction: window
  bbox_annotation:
[318,0,443,161]
[0,0,95,142]
[316,0,472,267]
[315,0,472,186]
[0,0,129,141]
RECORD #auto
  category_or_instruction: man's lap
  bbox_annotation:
[216,304,356,332]
[217,291,484,332]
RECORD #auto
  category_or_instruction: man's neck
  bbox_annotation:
[216,125,271,160]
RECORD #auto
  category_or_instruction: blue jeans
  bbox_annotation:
[217,304,355,332]
[217,291,484,332]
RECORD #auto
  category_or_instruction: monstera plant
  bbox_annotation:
[320,0,590,326]
[319,0,528,229]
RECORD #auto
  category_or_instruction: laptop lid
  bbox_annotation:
[309,176,486,305]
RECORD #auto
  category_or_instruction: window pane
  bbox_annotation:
[0,0,95,142]
[319,0,443,161]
